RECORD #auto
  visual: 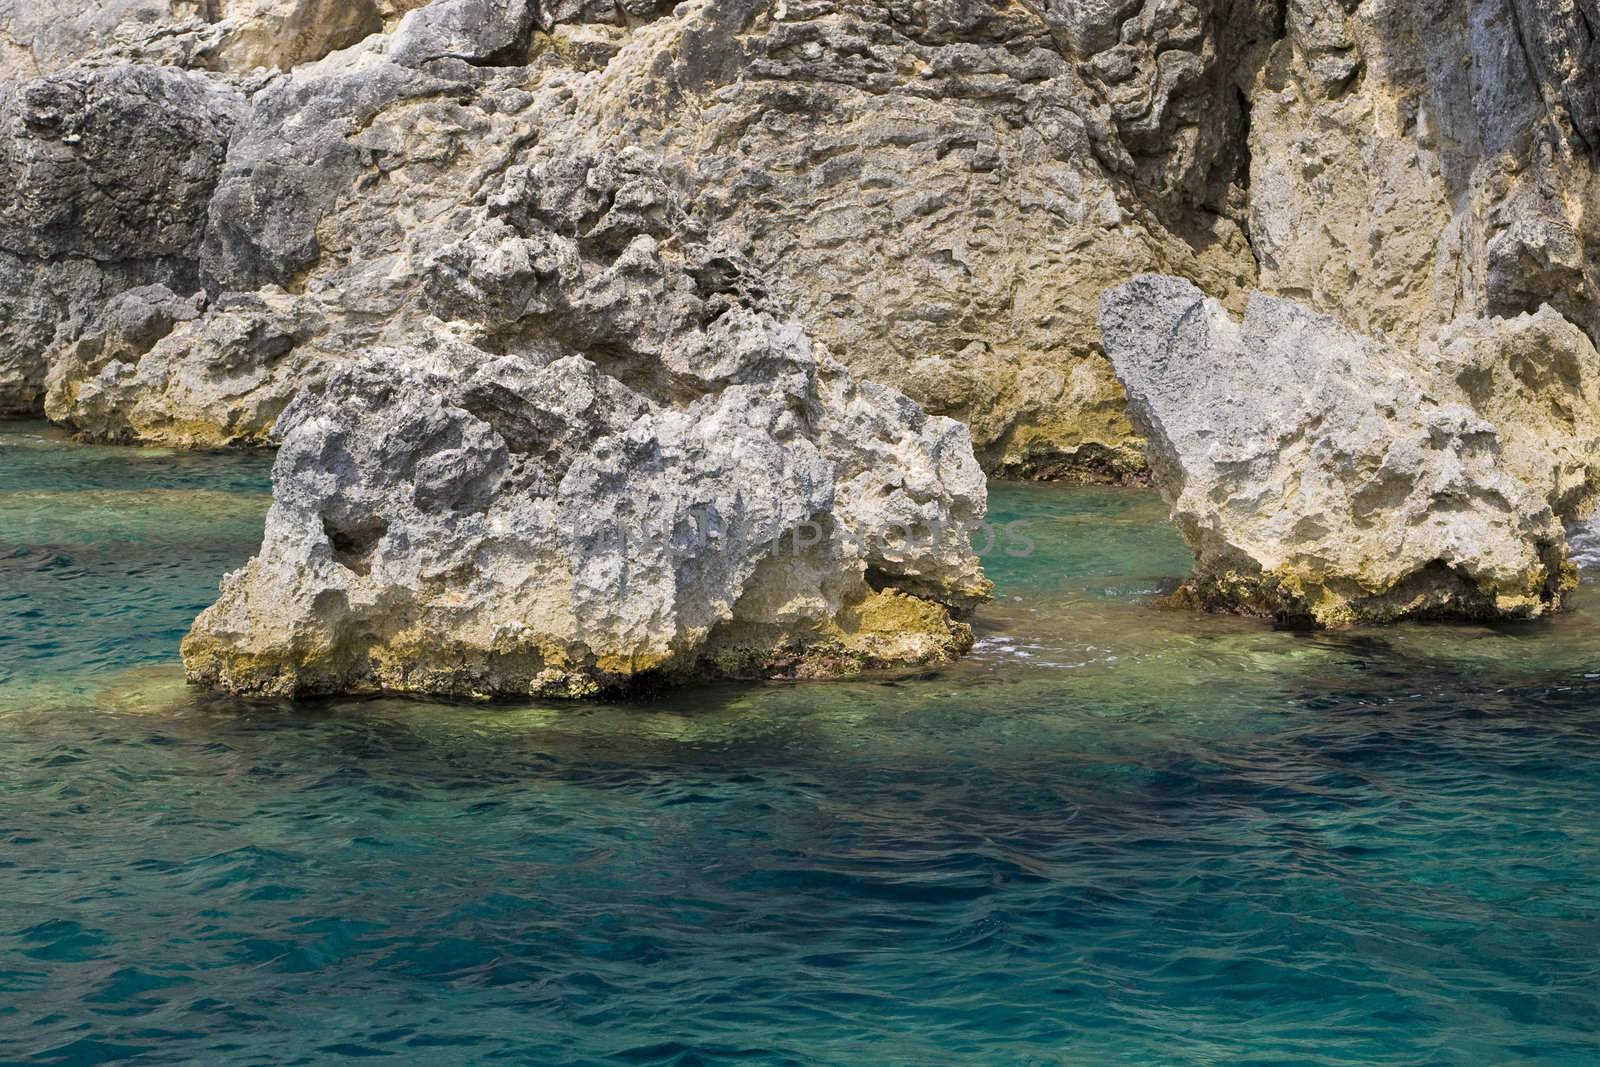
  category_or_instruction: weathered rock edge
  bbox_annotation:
[1100,274,1600,627]
[175,126,995,699]
[180,337,991,699]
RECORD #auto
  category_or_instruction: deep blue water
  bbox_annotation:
[2,422,1598,1065]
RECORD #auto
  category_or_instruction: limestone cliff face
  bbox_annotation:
[568,1,1270,479]
[3,0,1268,471]
[2,1,1596,476]
[1249,0,1598,348]
[0,1,400,80]
[0,0,1597,646]
[0,64,243,414]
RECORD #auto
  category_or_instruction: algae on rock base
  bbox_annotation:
[181,339,990,699]
[1099,275,1600,628]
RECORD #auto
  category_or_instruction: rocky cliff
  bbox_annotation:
[4,1,1594,472]
[0,0,1596,666]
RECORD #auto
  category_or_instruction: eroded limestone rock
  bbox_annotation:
[182,333,990,699]
[574,0,1271,478]
[1249,0,1600,347]
[180,93,991,696]
[6,0,1599,486]
[1100,275,1600,625]
[0,0,386,80]
[0,64,242,414]
[42,286,354,447]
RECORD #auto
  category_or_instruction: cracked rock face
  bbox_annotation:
[0,64,243,414]
[574,0,1270,479]
[179,135,990,697]
[0,0,388,80]
[1100,275,1600,626]
[3,0,1599,664]
[181,321,990,700]
[1248,0,1600,348]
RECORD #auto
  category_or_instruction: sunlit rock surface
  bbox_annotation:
[0,64,242,414]
[181,130,990,697]
[1,0,1596,671]
[182,336,991,698]
[1247,0,1599,349]
[1100,275,1600,626]
[4,0,1596,484]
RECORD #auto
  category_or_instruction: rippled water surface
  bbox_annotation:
[3,422,1599,1065]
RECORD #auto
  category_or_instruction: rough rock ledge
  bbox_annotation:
[181,315,992,699]
[1099,275,1600,627]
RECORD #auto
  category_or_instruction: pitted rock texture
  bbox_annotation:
[180,102,991,696]
[572,0,1271,479]
[0,0,386,80]
[0,0,1597,673]
[1248,0,1600,348]
[0,64,242,414]
[1100,275,1600,626]
[182,327,990,698]
[4,0,1599,479]
[41,285,355,447]
[0,65,242,258]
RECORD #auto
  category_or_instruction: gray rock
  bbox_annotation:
[0,0,387,81]
[7,1,1599,490]
[566,0,1271,478]
[1248,0,1600,350]
[1100,274,1593,625]
[183,332,991,698]
[199,47,457,290]
[387,0,535,67]
[0,64,241,413]
[182,124,990,696]
[0,65,242,259]
[0,254,197,414]
[42,285,340,447]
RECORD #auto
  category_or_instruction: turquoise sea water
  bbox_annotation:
[2,421,1598,1065]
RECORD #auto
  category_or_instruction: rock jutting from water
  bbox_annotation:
[0,0,1597,680]
[1099,275,1600,626]
[180,143,992,698]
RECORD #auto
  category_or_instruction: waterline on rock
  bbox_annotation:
[3,425,1599,1064]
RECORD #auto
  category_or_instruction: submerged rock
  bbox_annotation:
[1100,275,1600,626]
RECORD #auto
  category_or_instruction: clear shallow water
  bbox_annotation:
[3,422,1599,1065]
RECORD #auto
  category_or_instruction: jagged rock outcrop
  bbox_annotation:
[1248,0,1599,348]
[181,157,991,694]
[1,0,1596,673]
[41,285,358,446]
[0,0,391,80]
[162,13,993,696]
[0,64,243,414]
[4,0,1597,482]
[573,0,1271,478]
[1101,275,1600,625]
[28,7,540,440]
[1432,307,1600,521]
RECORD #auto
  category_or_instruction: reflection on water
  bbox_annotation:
[2,422,1598,1065]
